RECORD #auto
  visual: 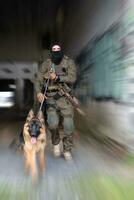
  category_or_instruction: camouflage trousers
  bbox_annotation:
[46,96,74,152]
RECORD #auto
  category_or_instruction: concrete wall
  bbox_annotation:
[64,0,124,57]
[76,101,134,152]
[72,0,134,149]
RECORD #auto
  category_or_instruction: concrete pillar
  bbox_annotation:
[15,78,24,109]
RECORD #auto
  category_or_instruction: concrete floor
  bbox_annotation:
[0,108,134,199]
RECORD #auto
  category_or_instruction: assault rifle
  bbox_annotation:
[57,83,85,116]
[49,65,85,115]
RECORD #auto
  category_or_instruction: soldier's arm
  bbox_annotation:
[57,59,77,84]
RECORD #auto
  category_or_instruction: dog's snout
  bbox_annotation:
[28,120,41,138]
[31,132,36,137]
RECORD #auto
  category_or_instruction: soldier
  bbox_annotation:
[35,44,76,160]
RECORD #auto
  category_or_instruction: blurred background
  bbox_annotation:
[0,0,134,199]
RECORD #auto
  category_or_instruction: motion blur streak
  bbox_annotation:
[0,0,134,199]
[0,117,133,200]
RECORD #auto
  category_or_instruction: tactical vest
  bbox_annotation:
[45,56,71,98]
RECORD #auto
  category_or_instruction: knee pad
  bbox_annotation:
[47,109,59,129]
[63,117,74,134]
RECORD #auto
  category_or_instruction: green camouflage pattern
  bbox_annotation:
[35,55,77,152]
[35,55,76,94]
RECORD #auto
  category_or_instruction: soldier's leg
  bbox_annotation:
[60,105,74,160]
[47,107,61,157]
[62,114,74,152]
[57,97,74,160]
[47,107,60,145]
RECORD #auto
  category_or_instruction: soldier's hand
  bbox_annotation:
[49,72,56,80]
[37,93,47,103]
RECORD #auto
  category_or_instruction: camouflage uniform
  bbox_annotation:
[35,55,76,152]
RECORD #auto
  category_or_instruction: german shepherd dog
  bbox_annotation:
[24,110,46,182]
[11,110,46,183]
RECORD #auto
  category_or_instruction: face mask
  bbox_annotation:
[51,51,63,65]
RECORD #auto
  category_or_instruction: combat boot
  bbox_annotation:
[51,129,61,157]
[62,134,73,161]
[53,143,61,157]
[63,151,72,161]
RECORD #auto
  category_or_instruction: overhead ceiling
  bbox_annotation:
[0,0,72,60]
[0,0,84,79]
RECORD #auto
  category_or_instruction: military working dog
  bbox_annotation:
[23,110,46,182]
[10,109,46,183]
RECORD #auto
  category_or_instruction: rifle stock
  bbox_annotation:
[57,83,85,116]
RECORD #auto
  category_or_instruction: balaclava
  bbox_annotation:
[51,44,63,65]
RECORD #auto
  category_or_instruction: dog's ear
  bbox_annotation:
[37,111,45,123]
[26,109,34,122]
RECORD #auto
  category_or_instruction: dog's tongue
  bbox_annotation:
[31,137,37,144]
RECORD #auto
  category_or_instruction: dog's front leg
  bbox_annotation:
[39,149,45,171]
[24,150,30,175]
[30,151,38,183]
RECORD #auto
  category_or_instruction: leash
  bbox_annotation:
[38,65,54,114]
[38,77,50,113]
